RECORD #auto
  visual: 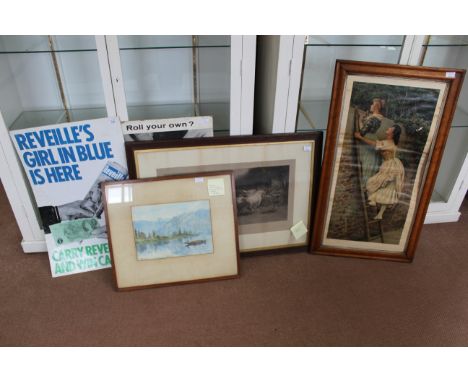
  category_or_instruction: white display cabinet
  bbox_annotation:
[0,35,256,253]
[254,35,407,134]
[104,35,255,136]
[255,35,467,224]
[0,35,112,253]
[418,36,468,224]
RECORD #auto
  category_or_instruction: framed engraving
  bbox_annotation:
[310,60,465,262]
[126,133,322,254]
[102,172,239,290]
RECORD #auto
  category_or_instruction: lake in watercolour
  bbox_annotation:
[132,200,213,260]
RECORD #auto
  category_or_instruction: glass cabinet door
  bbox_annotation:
[111,35,232,136]
[0,35,109,131]
[296,35,405,132]
[421,35,468,205]
[0,35,110,243]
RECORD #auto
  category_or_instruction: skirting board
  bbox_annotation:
[21,239,47,253]
[424,210,461,224]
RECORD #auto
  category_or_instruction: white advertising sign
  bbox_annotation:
[122,116,213,141]
[10,117,128,277]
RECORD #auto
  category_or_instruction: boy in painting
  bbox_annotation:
[355,98,386,183]
[354,124,405,220]
[357,98,385,136]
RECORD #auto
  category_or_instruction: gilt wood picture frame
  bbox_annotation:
[126,133,323,255]
[310,60,465,262]
[102,171,240,291]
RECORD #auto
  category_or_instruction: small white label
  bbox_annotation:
[194,177,204,183]
[303,145,312,152]
[446,72,456,78]
[207,178,225,196]
[290,221,308,240]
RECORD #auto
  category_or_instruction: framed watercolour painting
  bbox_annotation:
[132,200,214,261]
[126,133,323,255]
[102,172,239,290]
[310,60,465,262]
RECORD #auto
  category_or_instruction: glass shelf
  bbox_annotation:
[8,107,107,131]
[7,103,231,134]
[0,35,98,54]
[118,35,230,50]
[0,35,232,54]
[423,35,468,46]
[119,45,231,51]
[6,104,233,136]
[296,100,468,132]
[306,35,404,46]
[127,102,230,133]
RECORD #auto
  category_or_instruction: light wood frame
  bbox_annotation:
[102,171,240,291]
[310,60,465,262]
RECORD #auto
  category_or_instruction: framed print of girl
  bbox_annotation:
[354,124,405,221]
[310,60,465,262]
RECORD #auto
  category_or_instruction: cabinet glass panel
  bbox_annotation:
[117,35,231,135]
[430,126,468,203]
[422,35,468,202]
[0,35,107,131]
[0,35,107,230]
[296,35,405,132]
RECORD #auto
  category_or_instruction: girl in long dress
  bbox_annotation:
[354,124,405,220]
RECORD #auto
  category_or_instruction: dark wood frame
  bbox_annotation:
[125,132,323,256]
[310,60,465,262]
[102,171,240,291]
